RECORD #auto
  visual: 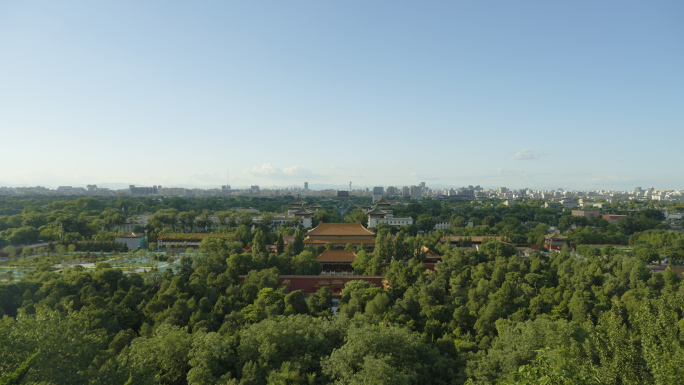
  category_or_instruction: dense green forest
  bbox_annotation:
[1,196,684,384]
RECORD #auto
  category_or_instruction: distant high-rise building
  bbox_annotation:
[250,185,260,194]
[402,186,409,196]
[386,186,398,195]
[129,185,158,195]
[420,182,426,189]
[304,182,309,190]
[410,185,422,196]
[373,186,384,195]
[634,187,642,194]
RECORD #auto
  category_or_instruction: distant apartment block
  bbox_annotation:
[433,220,450,231]
[129,185,159,195]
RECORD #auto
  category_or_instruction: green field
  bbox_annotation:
[0,251,196,281]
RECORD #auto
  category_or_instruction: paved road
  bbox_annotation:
[338,204,347,221]
[15,242,49,249]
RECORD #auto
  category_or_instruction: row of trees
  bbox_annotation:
[1,195,677,251]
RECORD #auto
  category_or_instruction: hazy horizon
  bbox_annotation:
[0,180,679,192]
[2,1,682,191]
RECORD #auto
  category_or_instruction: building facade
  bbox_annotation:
[572,210,600,220]
[115,233,148,251]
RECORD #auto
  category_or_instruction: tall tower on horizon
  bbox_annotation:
[349,181,352,191]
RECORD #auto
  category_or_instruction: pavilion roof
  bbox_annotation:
[306,223,375,237]
[545,231,567,240]
[667,265,684,278]
[367,207,387,215]
[304,237,376,245]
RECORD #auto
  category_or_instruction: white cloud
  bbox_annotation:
[245,163,278,176]
[283,166,302,176]
[510,149,540,160]
[244,164,315,179]
[283,166,315,178]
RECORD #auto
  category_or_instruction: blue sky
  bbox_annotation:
[1,1,682,190]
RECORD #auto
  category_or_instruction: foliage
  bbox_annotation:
[0,195,683,384]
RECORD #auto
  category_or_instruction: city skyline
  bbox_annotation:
[1,180,681,194]
[2,1,683,190]
[0,170,684,191]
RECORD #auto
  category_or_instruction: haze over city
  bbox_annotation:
[1,1,682,190]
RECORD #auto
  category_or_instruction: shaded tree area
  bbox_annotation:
[0,233,683,384]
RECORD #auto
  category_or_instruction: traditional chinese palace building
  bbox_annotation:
[544,232,567,250]
[303,223,376,249]
[316,249,357,274]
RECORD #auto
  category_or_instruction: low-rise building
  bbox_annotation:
[433,220,450,231]
[603,214,627,225]
[367,207,413,228]
[115,233,148,251]
[572,210,600,220]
